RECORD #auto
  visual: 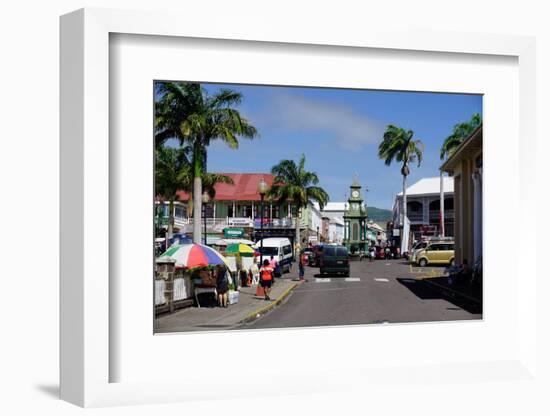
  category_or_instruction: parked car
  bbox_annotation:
[415,242,455,267]
[301,247,313,263]
[319,245,350,277]
[410,239,454,264]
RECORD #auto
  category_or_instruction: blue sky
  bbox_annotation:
[173,83,482,209]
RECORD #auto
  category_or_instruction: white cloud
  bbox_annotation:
[257,91,385,150]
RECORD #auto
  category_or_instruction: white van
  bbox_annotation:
[254,237,293,275]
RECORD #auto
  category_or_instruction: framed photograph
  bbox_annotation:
[60,8,537,408]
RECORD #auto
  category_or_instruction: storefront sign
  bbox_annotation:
[223,228,245,238]
[227,217,253,227]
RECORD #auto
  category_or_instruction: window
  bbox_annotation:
[324,247,336,256]
[407,201,423,212]
[259,247,278,256]
[272,205,280,218]
[174,205,186,219]
[228,204,234,217]
[336,247,348,256]
[283,245,292,255]
[240,204,252,217]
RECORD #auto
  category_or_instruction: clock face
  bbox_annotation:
[352,190,359,198]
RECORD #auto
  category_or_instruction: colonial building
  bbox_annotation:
[391,176,455,246]
[440,124,482,265]
[156,173,324,248]
[343,179,368,254]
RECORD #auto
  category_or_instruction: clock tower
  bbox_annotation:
[343,176,368,254]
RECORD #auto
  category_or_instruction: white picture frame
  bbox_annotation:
[60,8,538,408]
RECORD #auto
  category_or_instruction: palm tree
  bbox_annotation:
[155,145,192,239]
[269,154,329,250]
[155,81,258,243]
[378,125,424,240]
[155,146,234,239]
[440,113,481,160]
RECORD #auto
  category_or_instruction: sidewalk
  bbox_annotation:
[155,278,300,333]
[421,276,482,305]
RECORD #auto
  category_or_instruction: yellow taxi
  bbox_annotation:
[415,242,455,267]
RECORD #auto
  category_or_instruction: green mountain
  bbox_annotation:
[367,206,392,223]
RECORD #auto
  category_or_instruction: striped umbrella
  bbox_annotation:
[225,243,258,257]
[159,244,230,268]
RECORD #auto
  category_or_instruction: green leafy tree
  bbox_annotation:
[155,146,233,239]
[269,154,329,250]
[378,125,424,233]
[155,146,192,239]
[440,113,481,160]
[155,81,258,243]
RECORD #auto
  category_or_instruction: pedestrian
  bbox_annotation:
[269,255,279,276]
[298,252,305,280]
[259,259,274,301]
[385,246,391,260]
[369,247,375,262]
[216,266,229,308]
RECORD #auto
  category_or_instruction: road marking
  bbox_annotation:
[374,278,389,282]
[344,277,360,282]
[385,263,391,266]
[315,278,331,283]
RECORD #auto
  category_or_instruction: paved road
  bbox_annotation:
[239,259,481,330]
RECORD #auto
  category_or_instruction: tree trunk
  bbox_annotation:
[192,144,203,244]
[402,173,407,249]
[295,206,301,257]
[167,200,174,240]
[439,170,445,237]
[193,176,202,244]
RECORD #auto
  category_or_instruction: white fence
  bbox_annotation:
[155,280,166,306]
[173,276,193,301]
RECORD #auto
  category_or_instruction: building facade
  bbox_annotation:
[156,173,325,249]
[440,125,482,266]
[391,176,455,246]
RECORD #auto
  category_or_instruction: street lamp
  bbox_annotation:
[202,192,210,245]
[257,177,269,266]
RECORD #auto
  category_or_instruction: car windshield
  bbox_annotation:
[258,247,278,255]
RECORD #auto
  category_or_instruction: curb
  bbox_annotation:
[422,278,482,305]
[240,282,299,324]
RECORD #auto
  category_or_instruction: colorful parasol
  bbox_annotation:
[159,244,230,268]
[225,243,258,257]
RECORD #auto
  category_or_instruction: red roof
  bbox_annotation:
[176,173,276,201]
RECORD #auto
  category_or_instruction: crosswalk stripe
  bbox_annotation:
[374,278,389,282]
[344,277,360,282]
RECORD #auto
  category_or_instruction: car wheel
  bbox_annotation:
[449,258,455,266]
[419,258,428,267]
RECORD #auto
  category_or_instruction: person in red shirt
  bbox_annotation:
[259,259,274,300]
